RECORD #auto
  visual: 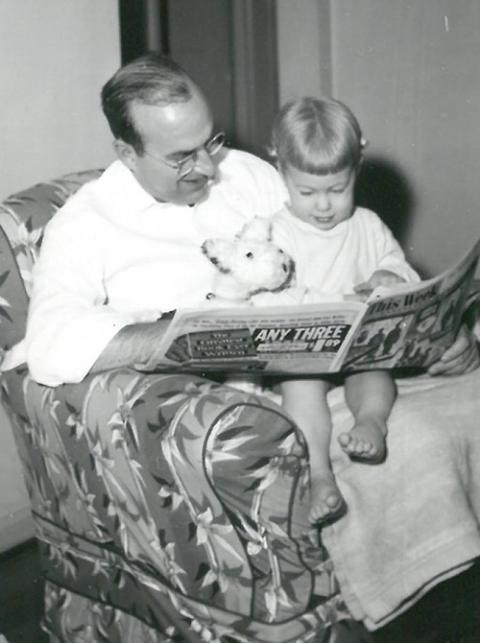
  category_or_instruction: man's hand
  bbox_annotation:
[91,317,172,374]
[428,324,480,375]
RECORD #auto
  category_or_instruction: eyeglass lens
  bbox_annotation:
[178,132,225,177]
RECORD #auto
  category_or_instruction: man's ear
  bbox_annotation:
[113,139,137,170]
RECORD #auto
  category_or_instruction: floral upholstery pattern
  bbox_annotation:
[0,170,102,296]
[0,173,370,642]
[0,226,28,357]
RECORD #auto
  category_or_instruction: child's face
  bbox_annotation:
[282,164,356,231]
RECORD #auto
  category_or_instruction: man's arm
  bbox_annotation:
[26,205,145,386]
[91,318,171,373]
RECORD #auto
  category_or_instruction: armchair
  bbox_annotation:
[0,173,369,642]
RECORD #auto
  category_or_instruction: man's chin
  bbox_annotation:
[180,177,213,204]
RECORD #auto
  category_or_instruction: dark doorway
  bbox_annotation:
[118,0,279,160]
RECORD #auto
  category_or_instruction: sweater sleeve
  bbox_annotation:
[25,207,135,386]
[363,209,420,283]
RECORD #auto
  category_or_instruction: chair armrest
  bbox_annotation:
[2,367,349,639]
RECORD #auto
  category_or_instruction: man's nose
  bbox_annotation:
[194,148,216,178]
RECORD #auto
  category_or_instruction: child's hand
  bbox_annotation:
[354,270,405,297]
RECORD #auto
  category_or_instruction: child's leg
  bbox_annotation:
[281,378,345,523]
[339,370,396,462]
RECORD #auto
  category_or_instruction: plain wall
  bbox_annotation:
[0,0,120,551]
[276,0,332,101]
[0,0,120,200]
[277,0,480,278]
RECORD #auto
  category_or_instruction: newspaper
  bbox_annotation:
[152,239,480,375]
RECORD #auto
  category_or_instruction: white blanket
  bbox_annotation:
[323,368,480,630]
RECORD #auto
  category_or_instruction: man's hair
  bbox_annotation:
[271,96,363,175]
[101,53,194,154]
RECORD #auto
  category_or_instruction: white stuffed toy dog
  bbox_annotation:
[201,217,296,305]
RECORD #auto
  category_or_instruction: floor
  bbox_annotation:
[1,540,479,643]
[372,561,480,643]
[0,540,48,643]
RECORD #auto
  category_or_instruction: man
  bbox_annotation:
[17,52,480,636]
[24,53,478,385]
[24,54,287,385]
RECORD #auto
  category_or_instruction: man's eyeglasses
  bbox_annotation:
[144,131,226,178]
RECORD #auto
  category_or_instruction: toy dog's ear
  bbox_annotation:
[236,216,272,242]
[201,239,232,274]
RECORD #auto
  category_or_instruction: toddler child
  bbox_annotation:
[270,97,419,524]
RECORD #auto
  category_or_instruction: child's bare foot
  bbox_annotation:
[338,418,387,462]
[309,474,345,524]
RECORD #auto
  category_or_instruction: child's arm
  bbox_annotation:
[354,269,407,297]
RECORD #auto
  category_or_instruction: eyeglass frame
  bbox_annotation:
[142,131,226,179]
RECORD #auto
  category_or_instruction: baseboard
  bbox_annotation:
[0,506,35,553]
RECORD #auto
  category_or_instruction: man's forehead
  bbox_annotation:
[130,83,207,121]
[130,100,186,126]
[130,93,213,148]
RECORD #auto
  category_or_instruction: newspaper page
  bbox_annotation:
[153,239,480,375]
[341,238,480,371]
[154,302,367,374]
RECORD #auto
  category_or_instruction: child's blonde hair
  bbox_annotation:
[272,96,364,175]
